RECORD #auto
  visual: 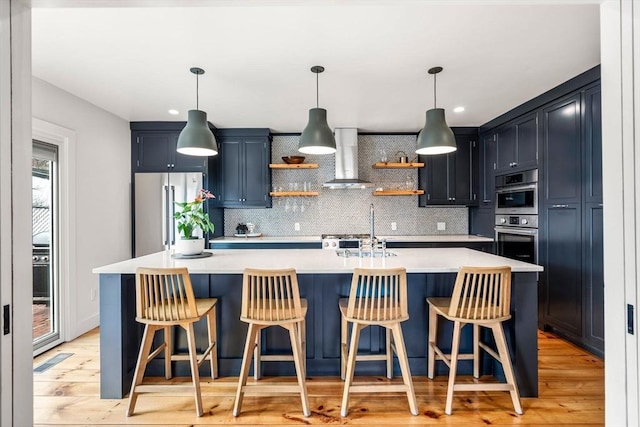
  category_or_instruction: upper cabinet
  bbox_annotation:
[418,128,478,206]
[478,131,497,208]
[494,111,539,174]
[209,128,271,209]
[131,122,209,173]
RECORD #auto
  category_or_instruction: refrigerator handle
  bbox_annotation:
[162,185,169,247]
[170,185,176,245]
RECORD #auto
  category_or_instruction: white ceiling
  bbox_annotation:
[31,1,601,133]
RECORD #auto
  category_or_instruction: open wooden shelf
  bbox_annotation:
[269,191,319,197]
[269,163,318,169]
[373,162,424,169]
[373,189,425,196]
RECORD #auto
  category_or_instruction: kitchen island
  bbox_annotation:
[93,247,541,399]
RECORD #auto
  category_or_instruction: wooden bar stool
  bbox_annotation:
[340,267,418,417]
[427,265,522,415]
[127,267,218,417]
[233,268,309,417]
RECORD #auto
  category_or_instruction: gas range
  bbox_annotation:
[321,233,371,249]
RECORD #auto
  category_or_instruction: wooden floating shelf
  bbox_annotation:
[373,162,424,169]
[269,191,319,197]
[269,163,318,169]
[373,190,425,196]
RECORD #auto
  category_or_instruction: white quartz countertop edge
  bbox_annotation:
[93,248,541,275]
[212,235,494,243]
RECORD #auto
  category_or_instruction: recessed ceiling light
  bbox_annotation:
[453,106,465,113]
[168,109,179,115]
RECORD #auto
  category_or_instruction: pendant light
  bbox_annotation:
[416,66,457,155]
[176,67,218,157]
[298,65,336,155]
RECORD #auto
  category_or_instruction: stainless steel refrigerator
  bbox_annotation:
[134,172,204,257]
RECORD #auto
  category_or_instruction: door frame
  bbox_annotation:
[32,119,77,355]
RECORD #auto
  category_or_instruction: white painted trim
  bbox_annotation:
[32,118,77,353]
[0,0,14,424]
[10,1,35,426]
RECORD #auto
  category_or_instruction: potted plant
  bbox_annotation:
[173,189,215,255]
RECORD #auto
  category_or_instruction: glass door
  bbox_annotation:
[32,140,61,352]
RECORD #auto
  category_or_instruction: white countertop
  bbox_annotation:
[212,234,493,243]
[93,247,540,275]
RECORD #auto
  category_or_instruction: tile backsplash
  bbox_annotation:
[223,134,468,236]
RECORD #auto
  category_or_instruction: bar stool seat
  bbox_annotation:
[233,268,309,417]
[340,267,418,417]
[127,267,218,417]
[427,265,523,415]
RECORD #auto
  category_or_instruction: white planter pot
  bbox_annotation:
[175,238,204,256]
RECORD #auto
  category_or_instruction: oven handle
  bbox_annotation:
[495,184,537,193]
[494,226,538,236]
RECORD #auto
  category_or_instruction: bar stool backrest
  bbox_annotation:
[241,268,304,323]
[135,267,198,323]
[448,266,512,320]
[345,267,408,323]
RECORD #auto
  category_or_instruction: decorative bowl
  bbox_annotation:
[282,156,306,164]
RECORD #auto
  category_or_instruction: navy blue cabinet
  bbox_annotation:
[131,122,208,173]
[209,128,271,209]
[418,128,478,206]
[494,112,539,174]
[540,83,603,357]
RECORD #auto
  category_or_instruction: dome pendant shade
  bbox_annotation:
[298,108,336,154]
[177,109,218,156]
[416,108,457,155]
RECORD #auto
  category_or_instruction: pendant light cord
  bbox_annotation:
[316,71,319,108]
[196,73,199,110]
[433,72,437,108]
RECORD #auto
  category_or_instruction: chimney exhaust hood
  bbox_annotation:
[323,128,374,189]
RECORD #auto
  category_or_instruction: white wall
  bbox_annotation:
[32,77,130,340]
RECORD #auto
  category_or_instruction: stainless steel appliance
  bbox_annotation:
[321,234,371,249]
[495,214,538,264]
[495,169,538,215]
[134,172,204,257]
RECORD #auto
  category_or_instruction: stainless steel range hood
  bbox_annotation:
[323,128,373,189]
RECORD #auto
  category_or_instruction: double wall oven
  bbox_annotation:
[494,169,538,264]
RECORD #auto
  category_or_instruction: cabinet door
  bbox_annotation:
[479,132,496,207]
[217,137,244,207]
[451,136,474,205]
[135,132,173,171]
[242,138,271,207]
[542,204,582,338]
[583,203,604,355]
[584,85,602,204]
[173,147,207,172]
[469,208,495,238]
[515,112,539,170]
[495,124,516,173]
[419,153,450,205]
[543,94,582,204]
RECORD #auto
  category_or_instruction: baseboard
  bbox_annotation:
[67,313,99,341]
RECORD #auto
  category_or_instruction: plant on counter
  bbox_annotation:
[174,188,215,239]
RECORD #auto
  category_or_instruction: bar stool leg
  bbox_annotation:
[492,323,523,414]
[391,323,418,415]
[234,323,259,417]
[385,327,393,379]
[288,322,310,417]
[473,323,480,379]
[127,324,157,416]
[340,315,348,380]
[341,322,363,417]
[184,323,203,417]
[164,326,172,379]
[253,330,261,380]
[207,307,218,378]
[427,304,438,379]
[445,320,463,415]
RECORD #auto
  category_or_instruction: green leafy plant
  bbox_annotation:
[173,189,215,239]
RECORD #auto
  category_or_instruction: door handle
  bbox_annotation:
[170,185,176,245]
[162,185,169,247]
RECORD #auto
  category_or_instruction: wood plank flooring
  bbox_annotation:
[33,328,604,426]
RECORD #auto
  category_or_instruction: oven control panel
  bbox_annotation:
[495,214,538,228]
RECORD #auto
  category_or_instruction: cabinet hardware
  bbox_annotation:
[598,203,603,207]
[483,199,492,203]
[551,204,569,208]
[628,304,634,335]
[3,304,9,335]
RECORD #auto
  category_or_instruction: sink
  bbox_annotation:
[336,249,398,258]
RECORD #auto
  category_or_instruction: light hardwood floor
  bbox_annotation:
[33,328,604,426]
